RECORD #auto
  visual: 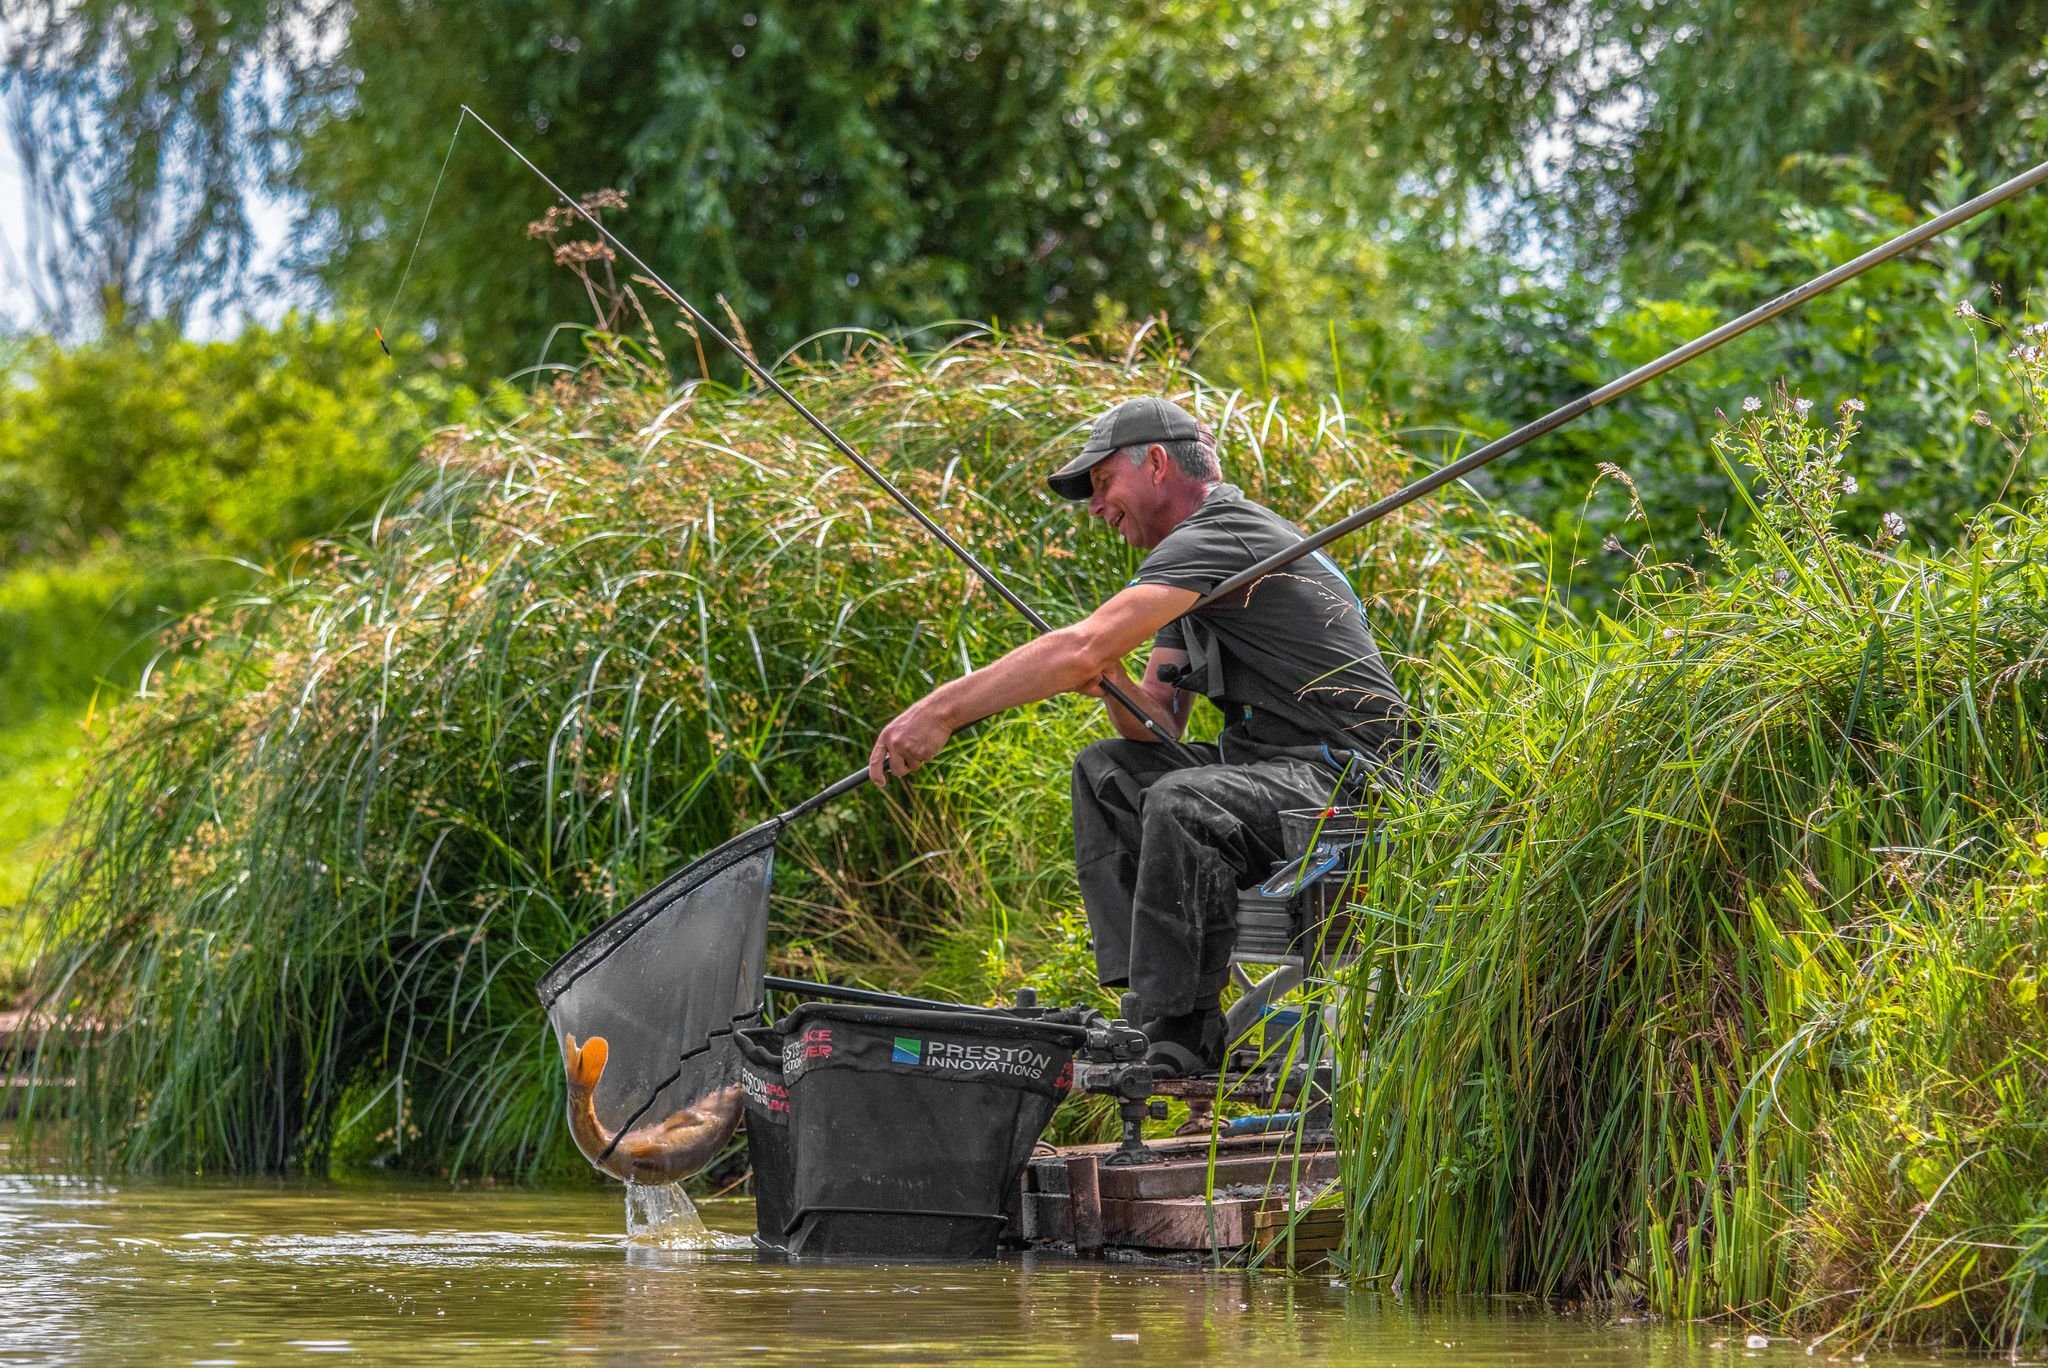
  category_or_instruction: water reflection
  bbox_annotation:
[0,1167,1931,1365]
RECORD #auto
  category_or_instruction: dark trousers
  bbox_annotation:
[1070,738,1348,1016]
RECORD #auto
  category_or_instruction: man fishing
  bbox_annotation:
[870,396,1417,1076]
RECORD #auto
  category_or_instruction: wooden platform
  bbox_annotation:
[1017,1132,1342,1267]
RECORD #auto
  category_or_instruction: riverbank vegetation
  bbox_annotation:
[16,314,2048,1353]
[15,331,1519,1176]
[0,319,471,983]
[8,0,2048,1356]
[1334,337,2048,1353]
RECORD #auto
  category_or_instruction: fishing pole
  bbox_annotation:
[445,104,1201,765]
[1190,154,2048,613]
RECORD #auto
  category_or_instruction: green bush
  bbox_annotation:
[0,315,476,988]
[1200,165,2048,603]
[1526,166,2047,581]
[0,314,470,566]
[0,554,238,723]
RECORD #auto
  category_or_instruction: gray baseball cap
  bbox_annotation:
[1046,396,1201,501]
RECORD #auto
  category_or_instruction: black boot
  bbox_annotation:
[1139,1004,1226,1078]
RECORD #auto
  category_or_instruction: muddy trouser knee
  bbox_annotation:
[1071,740,1345,1016]
[1071,738,1219,991]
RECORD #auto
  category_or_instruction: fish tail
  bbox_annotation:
[561,1033,610,1092]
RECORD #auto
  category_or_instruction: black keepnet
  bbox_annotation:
[538,819,777,1168]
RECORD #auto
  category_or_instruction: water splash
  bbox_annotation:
[622,1181,749,1251]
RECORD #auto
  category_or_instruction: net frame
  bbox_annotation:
[539,818,780,1164]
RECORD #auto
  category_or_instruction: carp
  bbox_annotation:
[561,1033,744,1184]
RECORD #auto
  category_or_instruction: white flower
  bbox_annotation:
[1793,397,1814,418]
[1742,395,1763,413]
[1841,475,1859,495]
[1882,511,1907,540]
[1840,397,1866,414]
[2025,321,2048,338]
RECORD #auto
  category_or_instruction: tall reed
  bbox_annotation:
[18,328,1516,1178]
[1331,380,2048,1353]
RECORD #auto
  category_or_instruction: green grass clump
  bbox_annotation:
[1796,842,2048,1357]
[17,328,1517,1178]
[1331,384,2048,1353]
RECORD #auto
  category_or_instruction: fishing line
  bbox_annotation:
[375,109,470,358]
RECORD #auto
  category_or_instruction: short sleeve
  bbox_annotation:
[1131,519,1251,595]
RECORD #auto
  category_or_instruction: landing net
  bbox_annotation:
[537,820,776,1178]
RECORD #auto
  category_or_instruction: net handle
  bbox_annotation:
[762,975,1006,1015]
[776,766,873,825]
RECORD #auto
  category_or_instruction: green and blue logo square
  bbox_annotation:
[891,1035,922,1065]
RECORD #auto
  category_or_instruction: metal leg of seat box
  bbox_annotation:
[1223,963,1303,1041]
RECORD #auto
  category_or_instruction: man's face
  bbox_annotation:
[1086,447,1172,548]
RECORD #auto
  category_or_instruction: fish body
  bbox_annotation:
[562,1033,744,1184]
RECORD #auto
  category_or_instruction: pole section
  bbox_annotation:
[1191,155,2048,611]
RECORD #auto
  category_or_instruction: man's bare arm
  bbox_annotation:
[868,583,1198,784]
[1084,646,1189,742]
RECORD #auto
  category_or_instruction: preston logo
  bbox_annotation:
[891,1036,923,1065]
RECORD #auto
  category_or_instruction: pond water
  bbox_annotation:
[0,1162,1933,1366]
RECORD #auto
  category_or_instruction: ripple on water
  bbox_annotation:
[0,1172,1961,1367]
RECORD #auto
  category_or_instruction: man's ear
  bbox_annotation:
[1147,443,1170,483]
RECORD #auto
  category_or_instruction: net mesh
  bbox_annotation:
[538,821,776,1181]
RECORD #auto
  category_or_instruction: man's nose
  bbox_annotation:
[1087,489,1108,519]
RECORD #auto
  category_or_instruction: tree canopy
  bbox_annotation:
[9,0,2045,362]
[291,0,1360,373]
[3,0,2046,572]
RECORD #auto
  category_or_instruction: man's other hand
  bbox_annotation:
[869,697,956,787]
[1071,665,1140,702]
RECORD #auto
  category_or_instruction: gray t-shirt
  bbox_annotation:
[1133,484,1412,764]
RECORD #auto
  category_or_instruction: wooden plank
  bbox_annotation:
[1251,1197,1345,1270]
[1100,1194,1261,1250]
[1253,1205,1343,1234]
[1069,1155,1104,1254]
[1095,1149,1336,1202]
[1032,1136,1343,1258]
[1254,1228,1341,1250]
[0,1008,94,1053]
[1096,1194,1347,1254]
[1054,1131,1307,1162]
[1275,1245,1337,1271]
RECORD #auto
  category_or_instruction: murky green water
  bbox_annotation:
[0,1161,1934,1366]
